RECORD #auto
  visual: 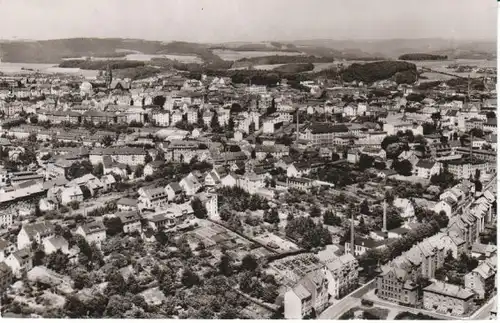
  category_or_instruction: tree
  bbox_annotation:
[191,197,208,219]
[310,205,321,218]
[29,115,38,124]
[470,128,484,138]
[210,111,221,132]
[323,210,341,226]
[101,135,114,147]
[144,153,153,164]
[105,269,127,296]
[103,217,123,236]
[251,150,256,159]
[392,159,413,176]
[360,199,370,215]
[33,249,46,266]
[28,133,37,142]
[264,208,280,224]
[134,164,144,178]
[358,154,374,170]
[45,250,70,273]
[218,253,233,276]
[381,135,400,150]
[227,117,235,132]
[181,268,200,287]
[241,254,258,272]
[93,163,104,178]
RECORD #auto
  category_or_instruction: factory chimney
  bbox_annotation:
[382,199,387,232]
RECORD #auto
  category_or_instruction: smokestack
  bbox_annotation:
[296,109,299,145]
[382,199,387,232]
[350,212,355,256]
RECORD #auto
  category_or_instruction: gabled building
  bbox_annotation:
[284,269,329,319]
[17,222,55,250]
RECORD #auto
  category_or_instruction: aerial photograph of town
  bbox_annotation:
[0,0,497,320]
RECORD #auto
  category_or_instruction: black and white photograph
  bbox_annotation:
[0,0,497,319]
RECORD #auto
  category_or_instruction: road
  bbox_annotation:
[318,280,375,319]
[470,295,496,320]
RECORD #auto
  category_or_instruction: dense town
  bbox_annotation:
[0,60,497,320]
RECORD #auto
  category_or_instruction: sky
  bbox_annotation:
[0,0,496,42]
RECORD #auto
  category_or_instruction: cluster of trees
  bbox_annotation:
[434,251,478,285]
[67,160,94,180]
[311,164,355,188]
[340,61,418,84]
[59,59,146,70]
[398,53,447,61]
[272,63,315,73]
[358,220,442,278]
[285,216,332,249]
[430,167,459,190]
[233,55,331,66]
[217,186,269,213]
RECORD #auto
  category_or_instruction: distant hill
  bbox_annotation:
[0,38,168,63]
[289,38,496,59]
[0,37,494,66]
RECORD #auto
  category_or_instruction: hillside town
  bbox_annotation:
[0,59,497,320]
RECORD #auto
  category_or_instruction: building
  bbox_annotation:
[464,257,497,299]
[414,160,441,179]
[344,237,388,256]
[324,253,359,299]
[284,269,329,319]
[76,221,107,247]
[43,236,70,255]
[0,262,13,294]
[376,266,418,306]
[138,187,168,209]
[118,211,142,233]
[300,123,350,146]
[4,248,32,278]
[17,222,55,250]
[422,281,475,316]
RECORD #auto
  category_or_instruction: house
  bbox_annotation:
[76,221,107,247]
[0,262,13,294]
[100,174,116,192]
[464,258,496,299]
[165,182,183,201]
[344,237,388,256]
[423,281,475,316]
[471,243,497,259]
[284,269,329,319]
[43,236,70,255]
[393,198,416,223]
[414,160,440,179]
[221,173,238,187]
[118,211,142,233]
[197,192,219,218]
[144,161,164,177]
[17,222,55,250]
[324,253,359,299]
[116,198,138,212]
[5,248,32,277]
[287,163,312,178]
[138,187,168,209]
[433,200,454,218]
[179,173,202,196]
[60,185,84,205]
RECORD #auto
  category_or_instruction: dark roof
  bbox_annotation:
[307,123,349,134]
[415,160,436,169]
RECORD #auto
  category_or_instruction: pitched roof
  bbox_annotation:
[22,222,55,239]
[423,281,475,300]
